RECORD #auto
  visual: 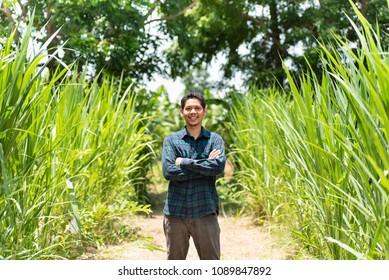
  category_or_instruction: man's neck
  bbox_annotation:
[186,125,202,139]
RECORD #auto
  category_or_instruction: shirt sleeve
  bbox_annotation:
[179,134,226,176]
[162,136,204,182]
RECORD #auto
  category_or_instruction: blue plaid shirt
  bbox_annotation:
[162,126,226,218]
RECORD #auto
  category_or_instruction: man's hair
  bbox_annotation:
[180,92,206,109]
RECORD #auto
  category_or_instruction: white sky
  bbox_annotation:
[145,54,244,102]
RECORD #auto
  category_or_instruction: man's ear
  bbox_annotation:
[204,108,208,115]
[180,108,183,116]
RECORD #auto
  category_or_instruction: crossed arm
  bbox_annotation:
[162,136,226,182]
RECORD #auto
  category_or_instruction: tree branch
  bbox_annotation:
[359,0,368,16]
[144,0,199,25]
[143,0,161,21]
[17,0,27,17]
[241,12,264,26]
[1,0,14,23]
[1,0,21,38]
[46,3,55,35]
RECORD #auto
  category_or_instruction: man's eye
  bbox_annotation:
[185,107,202,112]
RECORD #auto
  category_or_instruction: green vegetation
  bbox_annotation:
[228,4,389,259]
[0,22,151,259]
[1,1,388,260]
[2,1,388,90]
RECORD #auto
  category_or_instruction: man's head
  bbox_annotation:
[180,92,207,128]
[180,92,206,110]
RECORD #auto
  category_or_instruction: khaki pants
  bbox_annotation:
[163,214,221,260]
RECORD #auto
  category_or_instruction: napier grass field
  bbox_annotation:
[1,4,388,260]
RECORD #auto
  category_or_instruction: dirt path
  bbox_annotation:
[85,175,294,260]
[91,213,293,260]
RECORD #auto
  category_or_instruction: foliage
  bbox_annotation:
[181,65,214,93]
[0,22,152,259]
[3,0,389,261]
[228,3,389,259]
[2,1,388,91]
[159,0,389,88]
[80,201,150,248]
[135,86,183,161]
[0,0,162,80]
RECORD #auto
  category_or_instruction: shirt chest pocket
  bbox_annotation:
[189,147,208,159]
[177,139,212,159]
[198,144,213,159]
[184,146,211,159]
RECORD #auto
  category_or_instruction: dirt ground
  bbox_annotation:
[85,167,294,260]
[90,213,293,260]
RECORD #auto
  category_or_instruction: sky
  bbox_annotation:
[144,53,246,102]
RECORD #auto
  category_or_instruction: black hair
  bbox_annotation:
[180,92,206,109]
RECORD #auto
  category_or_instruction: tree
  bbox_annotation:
[0,0,163,80]
[154,0,389,88]
[2,1,388,89]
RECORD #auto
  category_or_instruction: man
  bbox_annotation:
[161,92,226,260]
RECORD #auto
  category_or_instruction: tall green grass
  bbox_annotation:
[229,4,389,259]
[0,22,151,259]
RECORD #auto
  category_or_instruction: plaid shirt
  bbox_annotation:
[162,126,226,218]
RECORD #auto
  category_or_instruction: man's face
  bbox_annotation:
[180,98,207,127]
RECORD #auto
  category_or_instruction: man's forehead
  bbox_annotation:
[183,98,203,107]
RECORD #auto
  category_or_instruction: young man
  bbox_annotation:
[161,92,226,260]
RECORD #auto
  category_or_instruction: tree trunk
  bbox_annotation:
[1,0,20,38]
[269,0,287,69]
[45,3,61,76]
[359,0,368,16]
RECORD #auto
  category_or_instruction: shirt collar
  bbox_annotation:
[179,126,211,139]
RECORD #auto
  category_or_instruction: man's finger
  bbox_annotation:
[209,149,221,159]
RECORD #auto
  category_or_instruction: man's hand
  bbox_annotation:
[176,150,221,166]
[208,149,222,159]
[175,157,182,166]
